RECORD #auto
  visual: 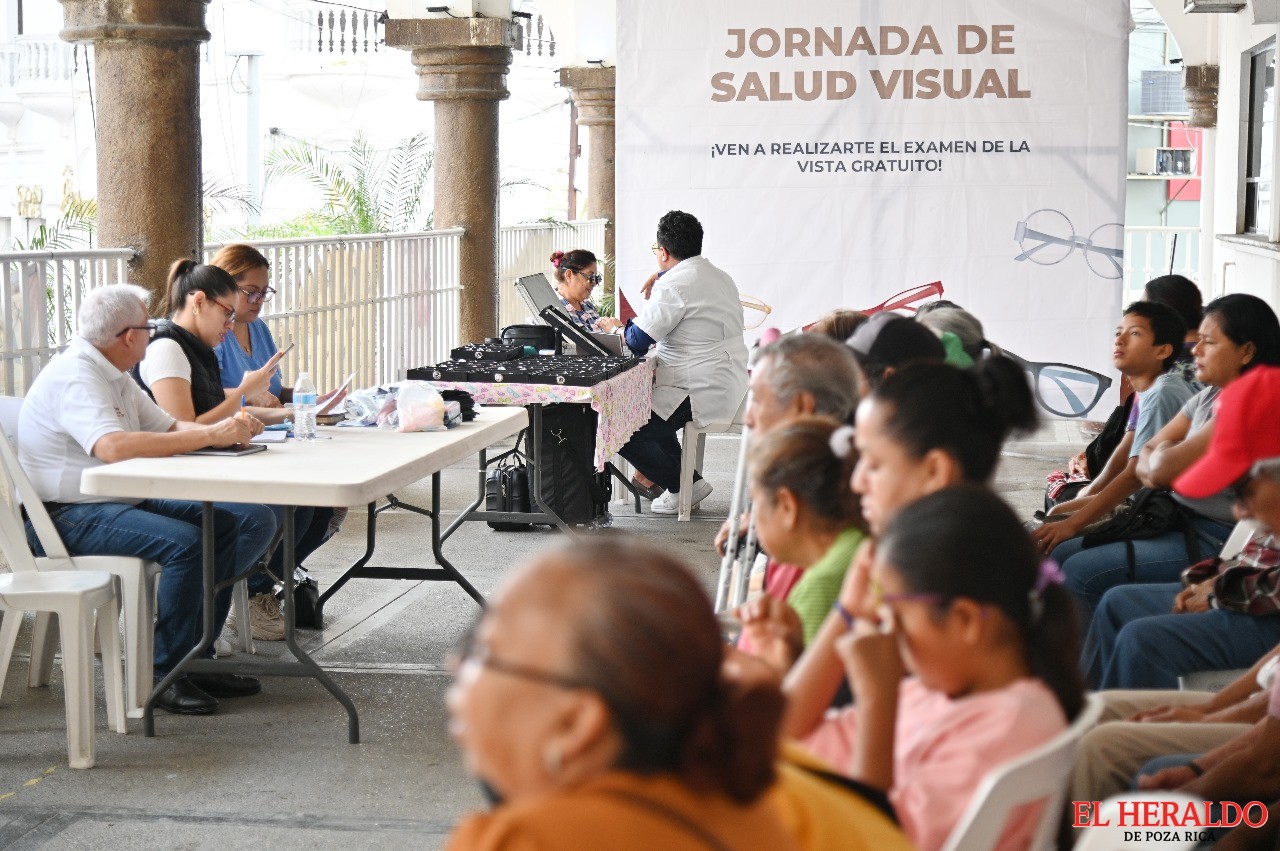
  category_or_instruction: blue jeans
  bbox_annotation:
[1083,582,1280,688]
[1052,515,1234,622]
[255,506,335,594]
[242,504,323,596]
[618,396,696,493]
[31,499,277,677]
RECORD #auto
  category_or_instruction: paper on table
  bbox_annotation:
[317,372,356,416]
[250,430,289,444]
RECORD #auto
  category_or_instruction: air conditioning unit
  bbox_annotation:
[1183,0,1245,12]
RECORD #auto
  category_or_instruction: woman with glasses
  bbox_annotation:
[549,249,621,333]
[444,538,909,851]
[209,243,342,641]
[211,244,290,407]
[136,259,285,426]
[132,259,285,647]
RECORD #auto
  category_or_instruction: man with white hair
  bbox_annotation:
[19,283,270,716]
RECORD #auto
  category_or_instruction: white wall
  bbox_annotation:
[1204,10,1280,305]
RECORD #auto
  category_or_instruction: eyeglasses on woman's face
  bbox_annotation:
[576,270,603,286]
[209,298,237,325]
[116,321,159,340]
[450,621,588,691]
[237,286,275,305]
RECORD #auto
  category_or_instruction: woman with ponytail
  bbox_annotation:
[139,259,287,426]
[738,416,867,664]
[549,249,622,333]
[444,539,908,851]
[136,259,297,642]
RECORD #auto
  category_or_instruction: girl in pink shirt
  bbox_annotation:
[794,486,1086,851]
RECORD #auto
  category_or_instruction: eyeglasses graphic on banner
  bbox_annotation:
[1002,349,1113,418]
[1013,210,1124,279]
[740,294,772,330]
[863,280,945,315]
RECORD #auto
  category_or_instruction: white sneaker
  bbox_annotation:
[651,479,713,515]
[213,633,237,658]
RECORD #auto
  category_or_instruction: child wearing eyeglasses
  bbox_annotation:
[784,486,1085,851]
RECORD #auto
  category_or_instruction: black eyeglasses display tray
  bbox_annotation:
[408,355,641,387]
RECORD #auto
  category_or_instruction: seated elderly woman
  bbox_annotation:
[444,539,908,851]
[549,249,622,333]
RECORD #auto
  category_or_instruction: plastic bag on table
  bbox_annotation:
[395,380,449,432]
[344,386,393,426]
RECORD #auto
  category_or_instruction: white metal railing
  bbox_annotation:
[1123,226,1201,304]
[0,221,606,397]
[0,249,133,396]
[498,219,608,329]
[204,230,463,392]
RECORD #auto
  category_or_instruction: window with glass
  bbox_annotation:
[1244,42,1275,234]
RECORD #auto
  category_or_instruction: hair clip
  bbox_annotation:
[828,425,856,459]
[1028,559,1065,624]
[1034,559,1065,595]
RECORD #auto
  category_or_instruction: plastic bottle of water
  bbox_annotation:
[294,372,318,441]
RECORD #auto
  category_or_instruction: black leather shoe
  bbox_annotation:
[154,677,218,715]
[630,477,666,501]
[188,673,262,698]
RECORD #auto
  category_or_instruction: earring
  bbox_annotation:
[542,742,563,776]
[194,305,200,316]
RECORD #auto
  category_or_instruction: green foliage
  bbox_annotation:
[7,199,98,251]
[264,133,433,234]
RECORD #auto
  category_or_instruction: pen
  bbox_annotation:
[240,395,246,411]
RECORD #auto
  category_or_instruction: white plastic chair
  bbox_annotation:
[0,396,163,718]
[940,692,1105,851]
[1217,519,1260,562]
[676,394,748,522]
[1073,792,1204,850]
[0,570,126,768]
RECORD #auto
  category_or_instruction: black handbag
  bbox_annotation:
[1079,488,1199,581]
[1084,393,1135,478]
[486,431,533,531]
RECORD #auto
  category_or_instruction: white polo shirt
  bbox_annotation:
[19,335,175,504]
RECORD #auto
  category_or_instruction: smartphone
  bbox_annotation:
[277,341,296,358]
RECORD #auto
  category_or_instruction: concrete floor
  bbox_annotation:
[0,421,1080,849]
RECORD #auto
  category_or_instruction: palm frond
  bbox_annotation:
[383,134,432,232]
[203,176,262,217]
[265,142,359,218]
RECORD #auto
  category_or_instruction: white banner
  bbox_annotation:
[617,0,1130,418]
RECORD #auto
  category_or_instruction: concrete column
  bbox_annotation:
[60,1,210,309]
[386,18,519,343]
[560,66,616,302]
[1183,64,1220,129]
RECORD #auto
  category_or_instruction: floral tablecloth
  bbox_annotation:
[427,359,654,470]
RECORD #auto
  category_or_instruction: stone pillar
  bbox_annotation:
[386,18,519,343]
[1184,64,1220,129]
[560,66,616,303]
[61,1,210,309]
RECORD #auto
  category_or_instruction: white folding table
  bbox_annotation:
[79,406,529,742]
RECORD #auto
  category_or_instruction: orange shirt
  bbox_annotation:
[445,772,798,851]
[446,762,914,851]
